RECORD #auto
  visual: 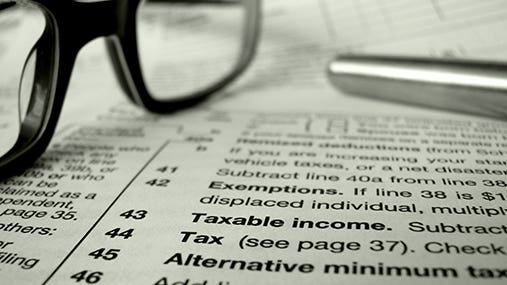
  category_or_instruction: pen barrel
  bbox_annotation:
[328,55,507,118]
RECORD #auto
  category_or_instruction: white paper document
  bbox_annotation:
[1,0,507,284]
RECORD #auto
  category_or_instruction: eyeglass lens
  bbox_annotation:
[137,0,246,100]
[0,2,46,157]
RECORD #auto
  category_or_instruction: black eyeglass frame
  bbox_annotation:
[0,0,261,178]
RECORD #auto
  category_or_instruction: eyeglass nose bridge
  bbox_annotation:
[53,0,130,49]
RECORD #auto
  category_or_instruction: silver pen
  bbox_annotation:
[327,54,507,119]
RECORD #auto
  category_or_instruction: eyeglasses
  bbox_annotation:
[0,0,261,177]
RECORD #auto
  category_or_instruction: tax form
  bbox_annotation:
[2,0,507,284]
